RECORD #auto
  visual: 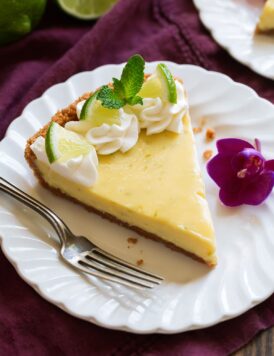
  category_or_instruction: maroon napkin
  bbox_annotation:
[1,0,274,354]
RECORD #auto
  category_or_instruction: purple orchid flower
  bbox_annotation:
[207,138,274,207]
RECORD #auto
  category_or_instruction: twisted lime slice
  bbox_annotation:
[139,63,177,104]
[45,122,92,163]
[80,93,121,127]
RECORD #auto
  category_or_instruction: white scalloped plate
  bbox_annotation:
[1,62,274,334]
[193,0,274,80]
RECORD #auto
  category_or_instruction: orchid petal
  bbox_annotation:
[208,137,274,207]
[207,154,235,188]
[254,138,261,152]
[216,138,254,154]
[241,172,274,205]
[265,160,274,172]
[231,148,265,177]
[220,172,274,206]
[219,177,245,207]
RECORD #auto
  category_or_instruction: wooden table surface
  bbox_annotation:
[234,326,274,355]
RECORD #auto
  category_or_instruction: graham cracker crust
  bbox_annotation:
[25,92,215,268]
[255,25,274,35]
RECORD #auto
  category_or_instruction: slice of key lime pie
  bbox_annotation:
[25,55,217,266]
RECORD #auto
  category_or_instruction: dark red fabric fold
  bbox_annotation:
[1,0,274,355]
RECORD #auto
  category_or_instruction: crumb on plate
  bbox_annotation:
[193,127,202,134]
[203,149,213,161]
[127,237,138,244]
[206,128,216,141]
[136,259,144,266]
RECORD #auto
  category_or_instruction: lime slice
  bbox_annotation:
[45,122,92,163]
[157,64,177,104]
[80,93,121,127]
[0,0,46,45]
[138,75,162,99]
[65,120,96,135]
[139,63,177,104]
[57,0,118,20]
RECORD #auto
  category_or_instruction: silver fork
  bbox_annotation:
[0,177,163,289]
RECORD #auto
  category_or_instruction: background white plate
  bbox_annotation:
[1,62,274,334]
[193,0,274,80]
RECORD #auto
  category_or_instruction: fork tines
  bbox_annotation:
[76,248,163,289]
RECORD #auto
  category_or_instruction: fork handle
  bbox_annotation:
[0,177,70,244]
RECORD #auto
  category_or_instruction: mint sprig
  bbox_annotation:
[97,54,145,109]
[96,85,125,109]
[119,54,144,99]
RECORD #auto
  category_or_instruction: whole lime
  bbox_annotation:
[0,0,47,46]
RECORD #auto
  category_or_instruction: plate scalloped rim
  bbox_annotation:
[1,62,274,334]
[193,0,274,80]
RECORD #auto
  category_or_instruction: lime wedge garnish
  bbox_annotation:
[57,0,118,20]
[157,64,177,104]
[138,75,162,99]
[80,93,121,127]
[45,122,92,163]
[139,63,177,104]
[79,92,96,121]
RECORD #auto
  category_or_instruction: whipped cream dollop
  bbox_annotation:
[66,101,139,155]
[133,78,188,135]
[31,137,98,187]
[76,100,85,118]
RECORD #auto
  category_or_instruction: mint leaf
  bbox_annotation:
[97,85,125,109]
[113,78,125,98]
[120,54,145,99]
[97,55,145,110]
[127,95,143,106]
